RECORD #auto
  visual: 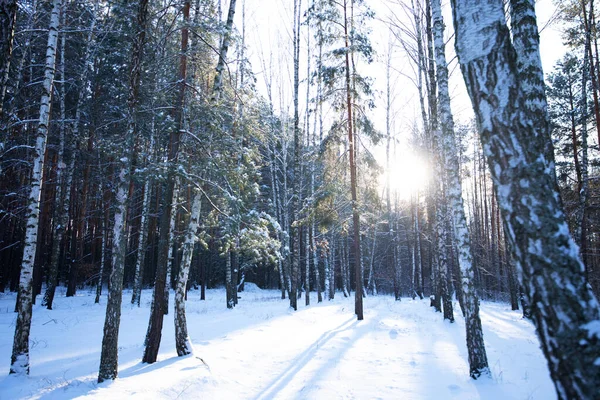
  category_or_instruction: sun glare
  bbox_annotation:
[380,153,430,201]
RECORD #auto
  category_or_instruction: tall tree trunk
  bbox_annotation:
[95,160,112,304]
[385,41,397,300]
[582,0,600,146]
[327,233,335,300]
[452,0,600,396]
[174,189,201,356]
[342,0,363,320]
[0,0,17,118]
[212,0,237,102]
[132,136,154,306]
[10,0,61,376]
[165,186,179,315]
[98,0,149,382]
[225,247,234,308]
[305,225,310,306]
[42,5,71,309]
[269,141,286,300]
[289,0,302,311]
[64,5,99,298]
[577,1,591,271]
[143,0,189,365]
[432,0,487,375]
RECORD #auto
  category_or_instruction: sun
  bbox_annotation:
[380,152,430,201]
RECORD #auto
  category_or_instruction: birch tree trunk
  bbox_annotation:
[44,1,98,308]
[432,0,487,375]
[165,186,179,315]
[269,142,286,300]
[0,0,17,118]
[451,0,600,395]
[174,189,201,356]
[290,0,301,311]
[305,226,310,306]
[413,196,423,298]
[95,160,112,304]
[42,5,69,309]
[131,137,154,306]
[143,0,189,364]
[10,0,61,375]
[212,0,237,102]
[98,0,149,382]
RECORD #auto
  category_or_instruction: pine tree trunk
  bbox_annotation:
[10,0,61,375]
[582,0,600,146]
[342,0,363,320]
[576,3,591,270]
[143,0,189,365]
[452,0,600,395]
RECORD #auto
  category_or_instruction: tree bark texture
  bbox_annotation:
[98,0,149,382]
[175,190,201,356]
[451,0,600,396]
[143,0,189,364]
[432,0,488,376]
[0,0,17,118]
[11,0,61,376]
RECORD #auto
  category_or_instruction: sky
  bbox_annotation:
[238,0,568,199]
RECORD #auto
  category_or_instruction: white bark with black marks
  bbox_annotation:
[10,0,61,375]
[451,0,600,396]
[98,0,149,382]
[175,189,201,356]
[432,0,487,376]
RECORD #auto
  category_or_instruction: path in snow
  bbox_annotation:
[0,286,555,399]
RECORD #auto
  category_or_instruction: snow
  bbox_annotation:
[0,287,556,399]
[582,320,600,339]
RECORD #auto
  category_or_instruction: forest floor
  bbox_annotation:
[0,284,555,399]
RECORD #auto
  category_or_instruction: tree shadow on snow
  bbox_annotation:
[253,315,373,400]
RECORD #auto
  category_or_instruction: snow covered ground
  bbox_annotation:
[0,285,555,399]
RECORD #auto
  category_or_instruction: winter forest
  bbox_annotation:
[1,0,600,398]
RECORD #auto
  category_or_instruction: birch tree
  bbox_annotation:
[432,0,488,376]
[290,0,301,311]
[0,0,17,119]
[174,188,201,356]
[10,0,61,375]
[451,0,600,396]
[143,0,190,364]
[43,1,99,310]
[98,0,149,382]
